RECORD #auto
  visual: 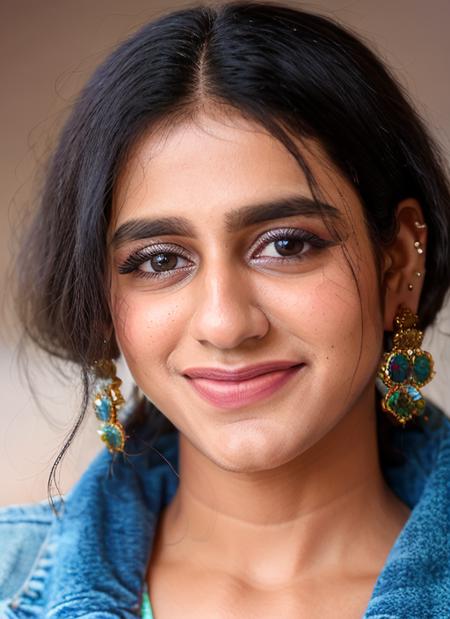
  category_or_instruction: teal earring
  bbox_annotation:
[91,359,127,453]
[378,306,435,425]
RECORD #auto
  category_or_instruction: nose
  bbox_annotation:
[188,260,269,350]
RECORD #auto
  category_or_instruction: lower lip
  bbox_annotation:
[184,365,304,410]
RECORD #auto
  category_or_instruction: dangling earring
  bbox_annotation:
[378,305,435,425]
[91,359,127,453]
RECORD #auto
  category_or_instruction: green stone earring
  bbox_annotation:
[91,359,127,453]
[378,305,435,426]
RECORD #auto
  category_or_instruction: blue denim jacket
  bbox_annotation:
[1,403,449,618]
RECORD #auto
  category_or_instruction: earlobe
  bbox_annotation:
[381,199,427,331]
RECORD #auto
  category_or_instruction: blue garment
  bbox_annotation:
[0,403,449,618]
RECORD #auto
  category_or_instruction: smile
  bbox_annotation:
[184,364,304,409]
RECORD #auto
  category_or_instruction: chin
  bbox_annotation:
[205,422,304,473]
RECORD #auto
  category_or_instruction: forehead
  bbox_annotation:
[111,111,362,234]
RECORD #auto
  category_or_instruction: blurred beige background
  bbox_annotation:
[1,0,449,506]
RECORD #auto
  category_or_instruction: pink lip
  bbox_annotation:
[184,364,304,410]
[183,360,302,381]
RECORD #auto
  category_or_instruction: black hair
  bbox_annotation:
[14,1,450,513]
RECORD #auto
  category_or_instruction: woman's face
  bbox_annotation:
[108,112,384,472]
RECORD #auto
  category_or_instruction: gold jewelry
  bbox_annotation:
[378,306,435,425]
[91,359,127,453]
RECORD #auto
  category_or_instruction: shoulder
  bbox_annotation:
[383,399,450,507]
[0,496,62,606]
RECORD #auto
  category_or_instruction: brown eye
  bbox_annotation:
[118,243,193,277]
[140,252,184,273]
[272,237,306,257]
[251,228,333,264]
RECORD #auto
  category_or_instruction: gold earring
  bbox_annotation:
[378,306,435,425]
[91,359,127,453]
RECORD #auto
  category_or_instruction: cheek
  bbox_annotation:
[110,284,183,378]
[257,256,384,408]
[309,256,383,385]
[260,256,381,349]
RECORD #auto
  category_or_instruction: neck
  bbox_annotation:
[153,396,410,587]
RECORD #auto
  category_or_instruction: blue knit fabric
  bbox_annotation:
[0,402,449,617]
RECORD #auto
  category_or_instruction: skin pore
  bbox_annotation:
[108,110,426,618]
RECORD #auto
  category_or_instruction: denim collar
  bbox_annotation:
[42,405,449,618]
[364,407,450,617]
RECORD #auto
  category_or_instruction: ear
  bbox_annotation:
[381,199,427,331]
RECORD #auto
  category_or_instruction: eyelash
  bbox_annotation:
[117,228,333,280]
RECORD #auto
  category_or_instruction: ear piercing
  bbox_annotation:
[407,271,423,292]
[404,221,426,291]
[414,221,426,254]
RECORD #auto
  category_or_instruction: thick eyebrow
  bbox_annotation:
[110,194,342,249]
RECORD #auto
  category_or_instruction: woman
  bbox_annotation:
[1,1,449,617]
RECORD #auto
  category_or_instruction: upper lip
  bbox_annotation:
[182,361,303,381]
